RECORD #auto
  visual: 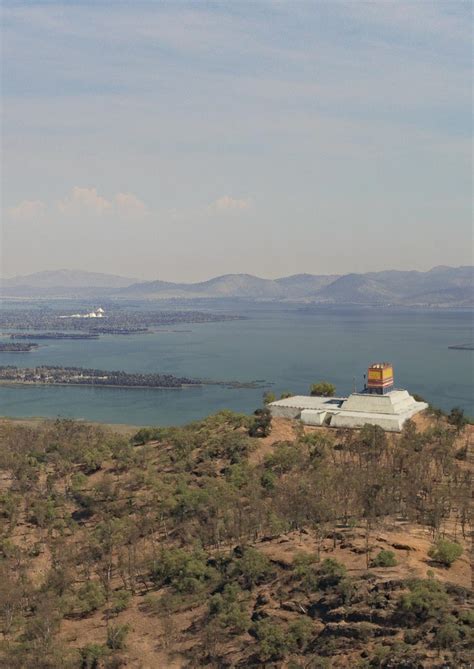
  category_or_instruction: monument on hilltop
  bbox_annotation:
[269,362,428,432]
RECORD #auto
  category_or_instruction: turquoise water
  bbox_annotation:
[0,305,472,425]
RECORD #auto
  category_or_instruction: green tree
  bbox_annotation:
[263,391,276,405]
[151,547,216,594]
[249,408,272,438]
[398,579,449,622]
[253,619,291,661]
[310,381,336,397]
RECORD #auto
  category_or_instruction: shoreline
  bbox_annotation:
[0,379,263,390]
[0,380,202,390]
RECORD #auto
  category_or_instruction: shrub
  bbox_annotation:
[263,391,276,405]
[336,577,356,604]
[79,644,108,669]
[106,624,129,650]
[447,406,467,430]
[293,555,348,593]
[367,642,424,668]
[204,432,253,463]
[260,469,276,490]
[288,658,329,669]
[109,590,131,616]
[317,558,346,588]
[142,592,191,616]
[28,497,56,528]
[131,427,162,446]
[233,547,273,589]
[292,552,319,591]
[428,539,463,567]
[293,551,319,576]
[75,581,106,616]
[287,617,313,650]
[403,629,421,645]
[398,579,449,622]
[264,442,302,474]
[371,550,397,568]
[434,621,461,649]
[459,609,474,625]
[225,462,251,489]
[208,583,250,634]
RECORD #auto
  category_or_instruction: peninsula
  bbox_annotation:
[0,342,39,352]
[0,365,264,390]
[10,332,99,340]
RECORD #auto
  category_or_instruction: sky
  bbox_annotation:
[1,0,472,281]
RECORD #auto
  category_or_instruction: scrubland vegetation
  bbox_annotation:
[0,408,471,668]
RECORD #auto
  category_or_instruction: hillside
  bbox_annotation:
[0,409,472,668]
[274,274,339,298]
[120,274,286,299]
[314,274,397,304]
[1,266,472,306]
[0,270,138,298]
[120,267,473,305]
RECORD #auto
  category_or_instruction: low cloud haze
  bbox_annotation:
[2,1,472,281]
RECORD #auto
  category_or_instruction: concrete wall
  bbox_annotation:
[331,412,403,432]
[300,410,327,426]
[270,405,301,419]
[340,391,414,415]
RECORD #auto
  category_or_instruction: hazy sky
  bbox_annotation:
[2,1,472,281]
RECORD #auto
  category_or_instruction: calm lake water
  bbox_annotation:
[0,304,472,425]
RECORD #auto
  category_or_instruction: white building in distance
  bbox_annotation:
[60,307,105,319]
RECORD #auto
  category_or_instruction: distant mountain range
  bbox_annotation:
[1,266,472,307]
[0,270,138,298]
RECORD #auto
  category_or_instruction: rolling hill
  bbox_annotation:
[1,266,472,306]
[119,266,473,305]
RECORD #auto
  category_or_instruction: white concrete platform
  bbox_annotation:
[269,391,428,432]
[268,396,345,419]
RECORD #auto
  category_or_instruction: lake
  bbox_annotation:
[0,303,472,425]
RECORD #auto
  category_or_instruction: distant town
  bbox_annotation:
[0,306,244,337]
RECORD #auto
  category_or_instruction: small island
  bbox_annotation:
[0,342,39,352]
